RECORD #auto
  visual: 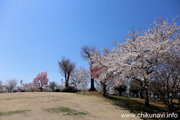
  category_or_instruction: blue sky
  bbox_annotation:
[0,0,179,85]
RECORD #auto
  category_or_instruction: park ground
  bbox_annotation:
[0,92,140,120]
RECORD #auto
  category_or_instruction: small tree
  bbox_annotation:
[58,57,76,88]
[33,72,49,92]
[49,81,57,92]
[70,67,90,89]
[23,83,37,92]
[90,60,113,97]
[6,79,17,93]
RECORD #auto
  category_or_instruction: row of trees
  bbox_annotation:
[0,78,66,93]
[0,59,90,93]
[89,17,180,113]
[0,45,99,94]
[0,79,56,93]
[32,66,90,92]
[0,79,17,93]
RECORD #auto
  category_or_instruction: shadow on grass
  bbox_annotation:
[105,95,166,114]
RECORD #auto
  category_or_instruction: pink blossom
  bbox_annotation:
[33,71,49,90]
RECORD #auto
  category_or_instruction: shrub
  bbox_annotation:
[61,86,76,93]
[55,89,60,92]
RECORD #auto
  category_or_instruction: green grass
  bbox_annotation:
[0,110,31,116]
[44,107,88,116]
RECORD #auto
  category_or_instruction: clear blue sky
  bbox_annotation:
[0,0,179,85]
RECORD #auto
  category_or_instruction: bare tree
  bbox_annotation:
[49,81,57,92]
[81,46,96,60]
[58,57,76,88]
[6,79,17,93]
[81,46,97,91]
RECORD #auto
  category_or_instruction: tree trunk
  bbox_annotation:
[40,87,43,92]
[89,78,96,91]
[89,60,97,91]
[145,88,150,108]
[168,104,173,114]
[139,89,144,99]
[65,78,69,88]
[178,98,180,110]
[118,90,122,96]
[103,84,106,97]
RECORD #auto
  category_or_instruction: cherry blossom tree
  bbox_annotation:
[70,67,90,89]
[5,79,17,93]
[114,17,180,108]
[149,46,180,113]
[17,86,22,92]
[33,72,49,92]
[90,49,123,96]
[91,17,180,108]
[23,83,37,92]
[90,62,108,96]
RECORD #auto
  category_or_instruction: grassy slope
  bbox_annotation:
[0,92,140,120]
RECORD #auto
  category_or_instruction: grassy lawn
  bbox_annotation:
[2,91,178,120]
[0,92,140,120]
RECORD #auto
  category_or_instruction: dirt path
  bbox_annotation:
[0,92,140,120]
